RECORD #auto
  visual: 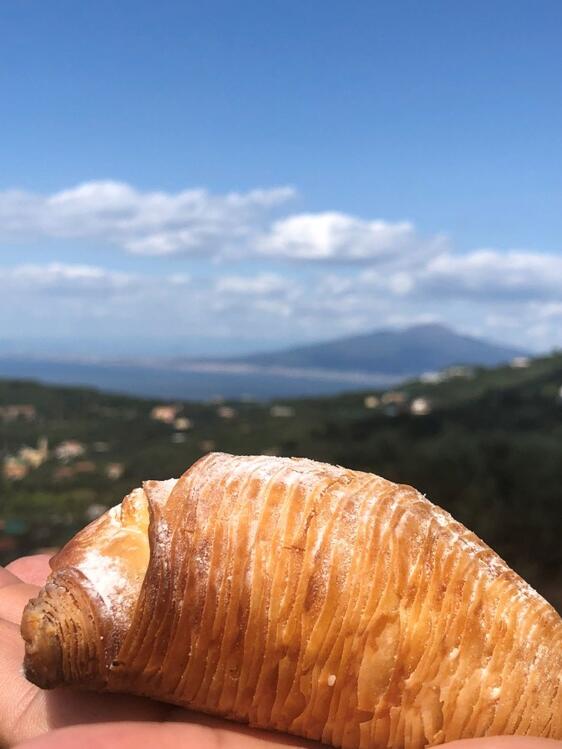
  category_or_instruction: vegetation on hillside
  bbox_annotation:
[1,352,561,611]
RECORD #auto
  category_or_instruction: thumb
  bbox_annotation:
[16,721,560,749]
[16,720,319,749]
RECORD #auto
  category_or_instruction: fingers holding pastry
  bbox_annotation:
[1,554,53,625]
[437,740,562,749]
[0,565,40,625]
[6,554,53,587]
[16,719,322,749]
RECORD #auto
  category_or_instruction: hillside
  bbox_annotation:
[1,351,561,611]
[237,323,524,374]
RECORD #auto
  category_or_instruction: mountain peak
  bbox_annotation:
[404,322,453,334]
[240,324,524,376]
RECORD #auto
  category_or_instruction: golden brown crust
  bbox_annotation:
[21,453,562,748]
[21,483,156,688]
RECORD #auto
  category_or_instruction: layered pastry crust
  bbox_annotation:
[21,453,562,748]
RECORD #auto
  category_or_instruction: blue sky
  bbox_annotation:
[1,1,562,356]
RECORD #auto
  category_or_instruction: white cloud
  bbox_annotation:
[256,211,447,263]
[209,255,562,348]
[0,181,296,256]
[528,301,562,322]
[420,250,562,300]
[2,179,562,353]
[0,181,452,266]
[3,259,562,352]
[214,273,294,296]
[2,262,138,293]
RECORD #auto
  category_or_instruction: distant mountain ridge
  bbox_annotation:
[0,324,525,400]
[233,323,524,375]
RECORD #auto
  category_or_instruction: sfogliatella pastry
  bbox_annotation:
[22,453,562,748]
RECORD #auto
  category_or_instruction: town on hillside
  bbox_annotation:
[1,351,562,613]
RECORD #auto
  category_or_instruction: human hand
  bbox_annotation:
[0,555,316,748]
[1,556,559,749]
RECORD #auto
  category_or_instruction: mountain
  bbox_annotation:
[236,323,525,375]
[0,325,525,401]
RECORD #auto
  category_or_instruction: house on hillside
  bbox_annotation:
[106,462,124,480]
[363,395,380,409]
[174,417,192,431]
[443,366,475,379]
[381,391,406,406]
[0,404,36,422]
[380,390,408,417]
[420,371,444,385]
[410,397,432,416]
[55,440,85,462]
[150,405,180,424]
[270,405,295,418]
[18,437,48,469]
[510,356,531,369]
[217,406,237,419]
[3,457,28,481]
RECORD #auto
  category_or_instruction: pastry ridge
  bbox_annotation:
[21,452,562,748]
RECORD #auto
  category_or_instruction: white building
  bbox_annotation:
[18,437,48,468]
[270,405,295,418]
[363,395,380,409]
[55,440,85,462]
[174,417,192,430]
[217,406,237,419]
[410,397,432,416]
[510,356,531,369]
[150,405,180,424]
